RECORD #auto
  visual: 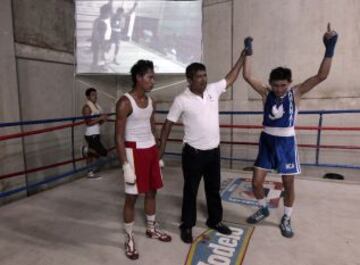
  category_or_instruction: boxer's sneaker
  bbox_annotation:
[246,206,270,224]
[279,215,294,238]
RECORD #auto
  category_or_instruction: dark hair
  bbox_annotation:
[116,7,124,14]
[186,63,206,79]
[130,60,154,87]
[99,4,111,17]
[269,67,292,83]
[85,88,96,97]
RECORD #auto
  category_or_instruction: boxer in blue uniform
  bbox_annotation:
[242,23,338,238]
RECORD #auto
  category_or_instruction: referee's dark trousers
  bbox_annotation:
[180,143,223,228]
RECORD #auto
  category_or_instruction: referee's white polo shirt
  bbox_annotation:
[167,79,227,150]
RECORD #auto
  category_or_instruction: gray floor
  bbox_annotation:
[0,166,359,265]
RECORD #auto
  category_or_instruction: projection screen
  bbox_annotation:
[75,0,203,74]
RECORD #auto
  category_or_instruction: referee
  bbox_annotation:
[159,49,246,243]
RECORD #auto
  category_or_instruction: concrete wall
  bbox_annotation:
[16,56,75,194]
[232,0,360,103]
[13,0,75,52]
[0,0,26,202]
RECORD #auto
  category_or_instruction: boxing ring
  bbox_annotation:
[157,109,360,170]
[1,110,360,265]
[2,109,360,199]
[0,114,117,199]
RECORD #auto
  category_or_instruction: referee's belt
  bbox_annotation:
[184,143,219,153]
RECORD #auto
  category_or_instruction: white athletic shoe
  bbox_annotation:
[124,233,139,260]
[81,145,88,158]
[87,171,101,179]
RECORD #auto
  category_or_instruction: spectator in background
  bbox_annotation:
[82,88,108,178]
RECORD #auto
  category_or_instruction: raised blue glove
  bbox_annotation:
[244,37,253,56]
[323,23,338,58]
[323,34,338,58]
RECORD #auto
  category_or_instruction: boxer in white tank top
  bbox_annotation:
[82,88,108,178]
[115,60,171,260]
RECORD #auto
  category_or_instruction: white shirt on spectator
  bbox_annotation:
[167,79,227,150]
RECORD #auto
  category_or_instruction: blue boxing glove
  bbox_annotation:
[244,36,253,56]
[323,23,338,58]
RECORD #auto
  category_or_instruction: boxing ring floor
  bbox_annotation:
[0,166,359,265]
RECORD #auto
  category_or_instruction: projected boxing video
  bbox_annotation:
[75,0,202,74]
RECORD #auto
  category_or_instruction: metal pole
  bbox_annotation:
[229,0,235,169]
[10,0,30,197]
[315,113,323,165]
[71,119,76,171]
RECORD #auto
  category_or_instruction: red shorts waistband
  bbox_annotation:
[125,141,137,148]
[125,141,156,150]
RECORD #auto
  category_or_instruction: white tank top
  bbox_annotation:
[124,93,156,149]
[85,101,101,136]
[104,18,112,40]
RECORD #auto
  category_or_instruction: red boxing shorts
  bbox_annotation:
[124,141,163,195]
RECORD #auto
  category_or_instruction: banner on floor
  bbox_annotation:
[185,224,255,265]
[220,177,283,208]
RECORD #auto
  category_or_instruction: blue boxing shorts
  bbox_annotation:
[254,132,301,175]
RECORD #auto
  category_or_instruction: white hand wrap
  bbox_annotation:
[123,162,136,184]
